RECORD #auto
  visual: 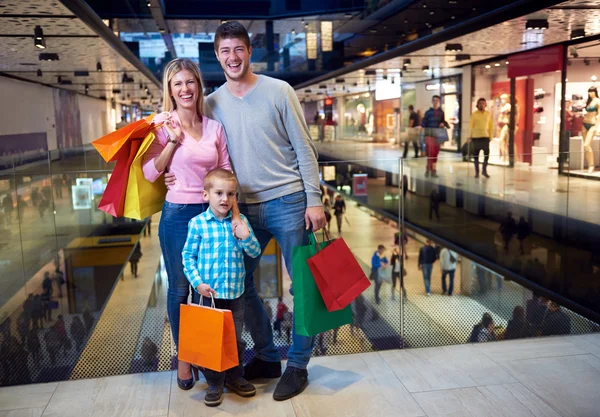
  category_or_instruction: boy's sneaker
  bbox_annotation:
[225,377,256,397]
[273,367,308,401]
[243,357,282,380]
[204,385,224,407]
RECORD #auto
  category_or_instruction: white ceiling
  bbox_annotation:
[0,0,162,107]
[297,0,600,101]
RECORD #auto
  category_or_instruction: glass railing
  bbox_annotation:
[0,143,598,388]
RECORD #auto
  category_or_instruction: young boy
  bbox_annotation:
[182,168,261,407]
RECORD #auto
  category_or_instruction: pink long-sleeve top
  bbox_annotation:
[142,110,232,204]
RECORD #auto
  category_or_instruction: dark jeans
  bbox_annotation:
[403,140,419,158]
[159,201,207,349]
[371,268,381,303]
[441,269,455,295]
[202,296,246,386]
[472,138,490,175]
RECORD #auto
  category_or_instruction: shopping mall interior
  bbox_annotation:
[1,0,600,416]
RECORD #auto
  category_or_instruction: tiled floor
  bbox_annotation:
[0,334,598,417]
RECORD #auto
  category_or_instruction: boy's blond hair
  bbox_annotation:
[204,168,237,191]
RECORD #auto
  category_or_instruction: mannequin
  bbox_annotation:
[498,94,511,163]
[582,86,600,174]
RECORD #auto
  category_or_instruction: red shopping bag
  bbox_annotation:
[179,302,239,372]
[97,138,143,217]
[307,232,370,312]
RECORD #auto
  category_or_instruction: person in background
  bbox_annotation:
[541,301,571,336]
[477,314,496,342]
[390,246,405,300]
[273,297,288,338]
[439,247,458,296]
[323,196,332,233]
[371,244,388,304]
[429,189,441,221]
[469,98,493,178]
[420,95,449,177]
[116,116,128,130]
[333,194,346,234]
[499,212,517,252]
[264,299,273,324]
[418,240,436,296]
[526,294,548,335]
[143,216,152,237]
[403,105,420,159]
[516,216,530,255]
[504,306,531,340]
[2,194,14,226]
[129,243,142,278]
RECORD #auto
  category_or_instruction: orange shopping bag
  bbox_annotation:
[92,114,155,162]
[178,299,239,373]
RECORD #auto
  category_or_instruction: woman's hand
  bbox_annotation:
[196,284,216,298]
[163,118,183,143]
[164,172,177,189]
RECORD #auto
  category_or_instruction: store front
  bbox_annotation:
[373,76,401,143]
[341,92,374,141]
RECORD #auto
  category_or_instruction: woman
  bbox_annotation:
[390,246,405,300]
[142,58,237,390]
[504,306,530,340]
[583,87,600,174]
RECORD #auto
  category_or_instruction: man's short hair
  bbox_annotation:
[481,313,493,328]
[408,105,414,111]
[214,21,251,51]
[432,95,441,101]
[204,169,238,191]
[477,98,487,105]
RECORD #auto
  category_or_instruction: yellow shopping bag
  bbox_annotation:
[123,132,167,220]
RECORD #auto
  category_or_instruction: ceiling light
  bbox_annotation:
[147,1,151,6]
[96,62,102,71]
[571,28,585,40]
[485,64,491,69]
[292,29,296,35]
[423,4,427,8]
[145,86,150,94]
[39,53,59,61]
[304,89,312,93]
[305,23,309,29]
[445,43,463,52]
[335,78,345,83]
[37,69,42,77]
[85,84,89,94]
[221,20,228,24]
[593,75,597,81]
[404,19,408,24]
[505,61,509,64]
[448,0,458,3]
[455,54,471,61]
[369,29,377,33]
[403,59,411,67]
[34,26,46,49]
[429,11,434,15]
[423,65,430,72]
[364,70,376,76]
[159,28,166,33]
[526,19,549,31]
[451,16,455,20]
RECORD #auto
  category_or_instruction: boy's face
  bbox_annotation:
[202,179,237,218]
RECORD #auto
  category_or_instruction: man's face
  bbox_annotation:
[215,37,252,81]
[432,97,441,109]
[477,100,486,111]
[203,179,237,218]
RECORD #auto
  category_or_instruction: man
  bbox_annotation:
[403,105,420,158]
[541,301,571,336]
[168,21,325,401]
[469,98,493,178]
[421,96,449,177]
[429,189,440,221]
[370,244,388,304]
[418,239,437,296]
[439,247,458,295]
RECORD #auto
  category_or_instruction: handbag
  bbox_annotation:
[435,128,449,144]
[122,132,167,220]
[307,231,370,312]
[178,296,239,372]
[92,115,155,162]
[378,266,392,283]
[293,234,353,337]
[98,138,143,217]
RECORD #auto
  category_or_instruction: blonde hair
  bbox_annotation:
[161,58,204,115]
[204,168,237,191]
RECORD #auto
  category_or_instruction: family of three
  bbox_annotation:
[142,21,326,407]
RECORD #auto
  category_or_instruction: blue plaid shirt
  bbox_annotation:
[182,209,261,300]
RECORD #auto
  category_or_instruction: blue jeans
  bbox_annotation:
[421,263,432,294]
[202,296,245,386]
[240,191,315,370]
[159,201,208,348]
[441,269,455,295]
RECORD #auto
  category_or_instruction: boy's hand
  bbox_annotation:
[231,215,245,236]
[234,221,250,240]
[196,284,216,298]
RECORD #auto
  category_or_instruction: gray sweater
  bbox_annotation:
[204,75,321,207]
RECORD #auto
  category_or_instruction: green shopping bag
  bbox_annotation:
[293,234,353,337]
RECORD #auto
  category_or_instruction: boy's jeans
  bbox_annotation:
[421,263,432,293]
[240,191,315,370]
[202,296,245,386]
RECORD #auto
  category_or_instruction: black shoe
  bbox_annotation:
[482,172,490,178]
[474,174,479,178]
[177,365,199,390]
[204,385,224,407]
[226,377,256,397]
[243,357,282,381]
[273,366,308,401]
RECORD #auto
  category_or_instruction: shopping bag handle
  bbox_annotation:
[198,293,216,309]
[311,229,333,253]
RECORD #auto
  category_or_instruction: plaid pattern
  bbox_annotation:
[182,209,261,300]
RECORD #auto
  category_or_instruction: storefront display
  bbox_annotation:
[342,93,374,140]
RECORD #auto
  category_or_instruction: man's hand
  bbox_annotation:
[233,220,250,240]
[164,172,177,189]
[196,284,216,298]
[305,206,327,231]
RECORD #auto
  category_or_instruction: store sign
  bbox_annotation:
[309,125,319,140]
[72,185,92,210]
[508,45,564,78]
[353,174,368,196]
[375,79,401,101]
[425,82,456,93]
[426,83,440,91]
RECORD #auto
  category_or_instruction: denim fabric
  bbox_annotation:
[202,296,246,386]
[421,263,432,293]
[159,201,208,348]
[442,269,455,295]
[240,191,315,369]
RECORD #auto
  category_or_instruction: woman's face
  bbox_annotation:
[169,69,199,111]
[590,90,598,99]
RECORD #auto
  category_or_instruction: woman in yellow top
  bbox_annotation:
[469,98,493,178]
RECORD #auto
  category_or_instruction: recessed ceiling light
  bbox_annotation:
[445,43,463,52]
[96,62,102,71]
[485,64,491,69]
[39,53,59,61]
[526,19,549,31]
[505,61,509,64]
[494,63,500,67]
[34,25,46,49]
[571,28,585,40]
